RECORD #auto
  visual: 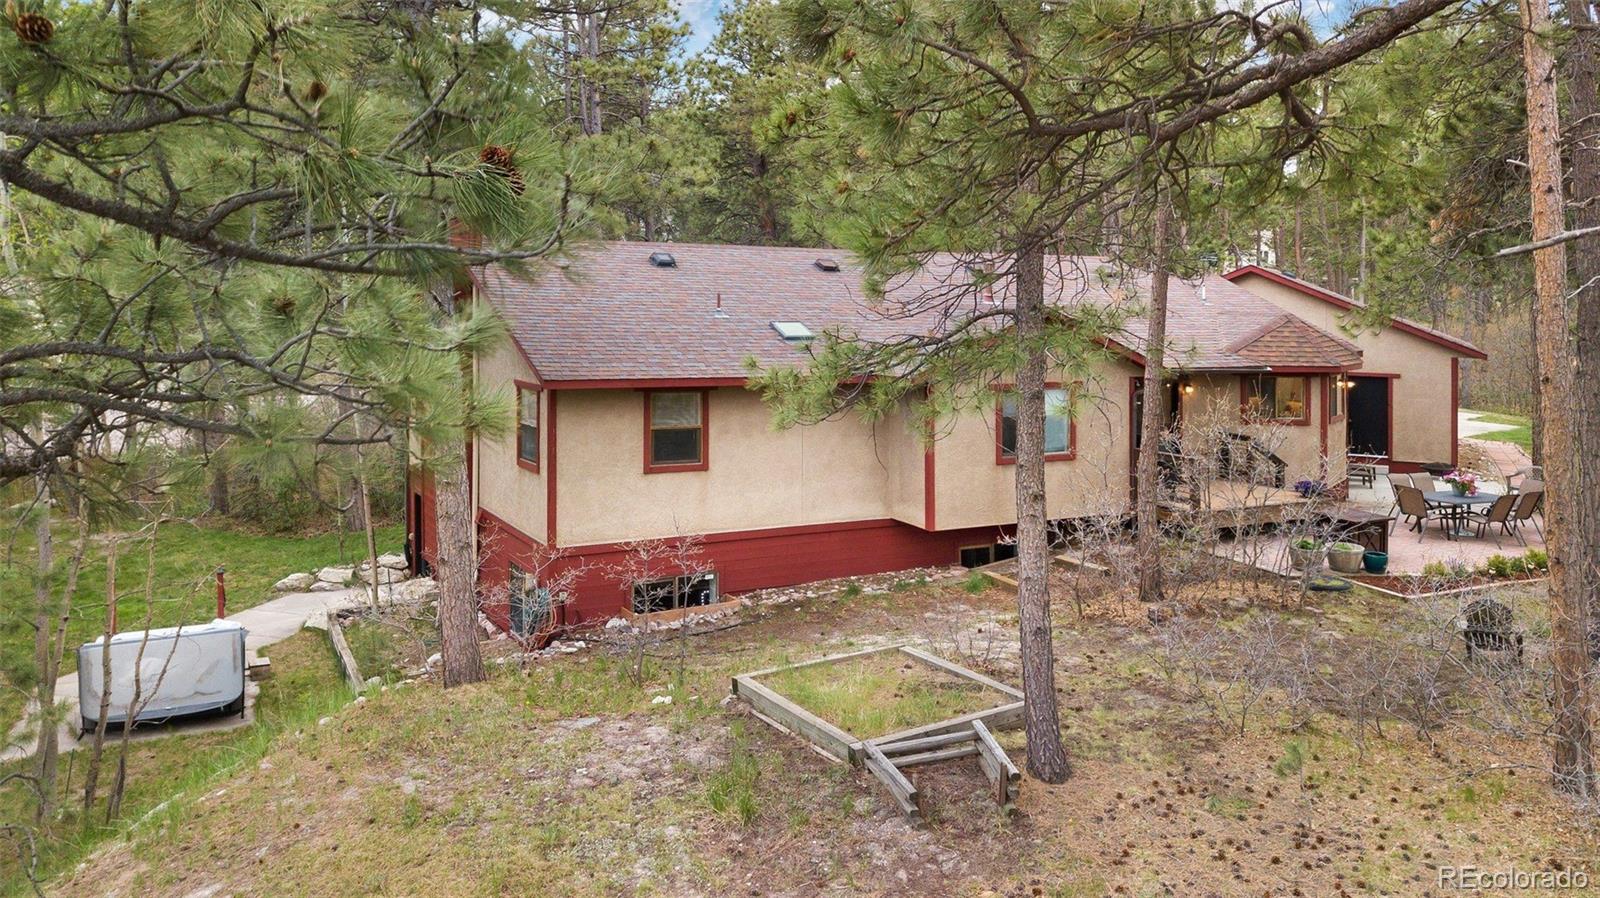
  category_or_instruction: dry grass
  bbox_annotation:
[38,574,1600,898]
[756,648,1011,739]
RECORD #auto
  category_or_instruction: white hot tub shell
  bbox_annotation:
[77,619,248,733]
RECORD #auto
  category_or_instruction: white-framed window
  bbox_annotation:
[631,572,718,614]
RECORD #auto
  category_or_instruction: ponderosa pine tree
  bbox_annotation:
[1517,0,1595,797]
[1,2,597,693]
[766,0,1457,783]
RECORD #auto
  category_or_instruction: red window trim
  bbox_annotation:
[994,385,1078,465]
[642,388,710,474]
[1326,373,1347,423]
[1239,374,1313,426]
[515,379,541,473]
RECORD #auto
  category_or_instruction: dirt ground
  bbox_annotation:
[53,568,1600,898]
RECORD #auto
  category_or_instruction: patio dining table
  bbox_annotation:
[1423,490,1496,538]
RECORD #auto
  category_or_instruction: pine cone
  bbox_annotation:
[303,80,328,103]
[12,11,53,44]
[478,145,524,196]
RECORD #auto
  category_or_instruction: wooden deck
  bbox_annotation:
[1158,479,1311,528]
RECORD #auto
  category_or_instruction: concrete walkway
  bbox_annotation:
[1458,408,1527,439]
[1,587,369,763]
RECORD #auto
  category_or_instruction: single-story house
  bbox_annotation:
[404,243,1483,634]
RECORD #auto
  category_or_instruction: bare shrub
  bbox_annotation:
[1151,612,1311,737]
[604,532,708,687]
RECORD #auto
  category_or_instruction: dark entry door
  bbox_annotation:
[1347,376,1390,456]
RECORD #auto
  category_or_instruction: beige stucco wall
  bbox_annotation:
[1179,373,1340,487]
[475,334,548,544]
[553,388,897,545]
[1233,273,1460,465]
[930,357,1141,530]
[877,402,928,528]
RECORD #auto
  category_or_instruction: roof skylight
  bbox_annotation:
[771,321,814,343]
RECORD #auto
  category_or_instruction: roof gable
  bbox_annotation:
[1222,265,1487,360]
[1225,313,1363,369]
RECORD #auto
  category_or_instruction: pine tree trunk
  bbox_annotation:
[434,443,485,687]
[83,539,116,813]
[1530,296,1544,463]
[31,473,58,824]
[1521,0,1594,795]
[1013,238,1070,784]
[360,462,380,611]
[208,457,229,516]
[1137,198,1173,604]
[342,474,368,533]
[577,13,602,136]
[1560,0,1600,715]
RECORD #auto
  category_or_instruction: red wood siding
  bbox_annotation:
[475,513,1012,632]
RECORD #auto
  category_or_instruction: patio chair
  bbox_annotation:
[1510,488,1544,541]
[1408,472,1437,491]
[1467,493,1520,547]
[1507,465,1544,494]
[1392,485,1442,541]
[1384,472,1412,516]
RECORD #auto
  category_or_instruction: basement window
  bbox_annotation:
[632,572,719,614]
[959,542,1017,569]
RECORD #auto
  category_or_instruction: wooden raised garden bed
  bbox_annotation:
[731,644,1025,820]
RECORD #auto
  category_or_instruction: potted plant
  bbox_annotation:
[1293,478,1327,498]
[1362,551,1389,574]
[1441,470,1480,497]
[1328,541,1366,574]
[1288,537,1326,571]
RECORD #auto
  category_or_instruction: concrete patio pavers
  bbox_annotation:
[1224,459,1545,578]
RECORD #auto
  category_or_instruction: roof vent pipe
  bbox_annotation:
[1199,280,1208,305]
[712,292,730,319]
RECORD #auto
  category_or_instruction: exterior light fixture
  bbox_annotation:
[1181,381,1196,396]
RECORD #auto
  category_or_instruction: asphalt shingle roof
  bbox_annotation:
[477,242,1363,382]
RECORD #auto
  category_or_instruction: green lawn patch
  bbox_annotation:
[1466,412,1533,453]
[0,628,350,896]
[0,519,402,736]
[756,648,1010,738]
